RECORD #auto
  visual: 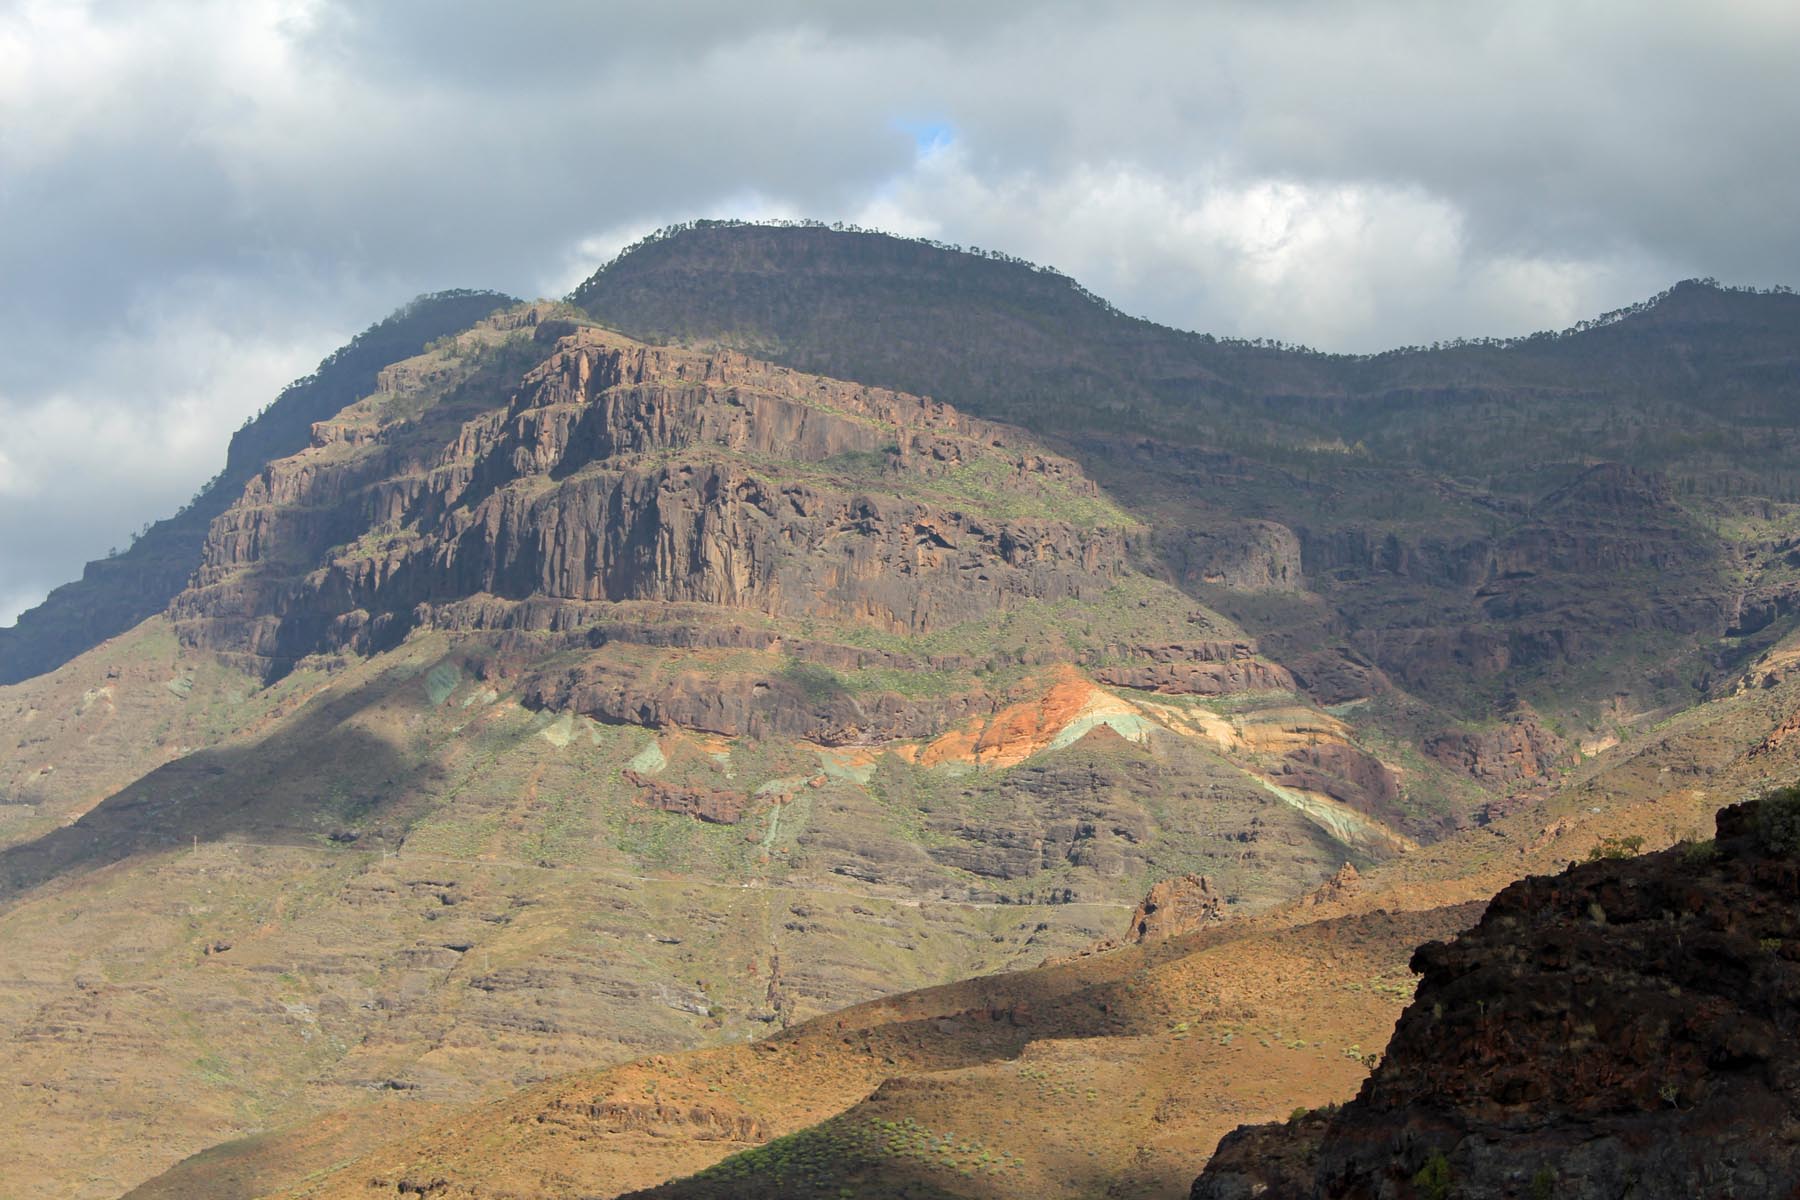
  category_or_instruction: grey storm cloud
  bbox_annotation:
[2,0,1797,622]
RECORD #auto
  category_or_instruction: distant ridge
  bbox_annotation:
[579,217,1797,357]
[573,220,1800,460]
[572,220,1800,723]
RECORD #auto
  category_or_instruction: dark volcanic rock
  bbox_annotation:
[1193,793,1800,1200]
[1163,520,1304,592]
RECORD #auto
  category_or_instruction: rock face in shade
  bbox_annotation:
[1192,796,1800,1200]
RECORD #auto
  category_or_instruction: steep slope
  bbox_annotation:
[574,223,1800,727]
[0,306,1430,1200]
[0,289,514,686]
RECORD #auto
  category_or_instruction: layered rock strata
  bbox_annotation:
[172,309,1133,675]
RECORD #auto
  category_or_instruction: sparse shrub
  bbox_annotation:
[1681,838,1718,866]
[1530,1165,1557,1200]
[1755,784,1800,853]
[1585,834,1645,862]
[1412,1151,1452,1200]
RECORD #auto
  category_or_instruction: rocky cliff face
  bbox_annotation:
[1423,705,1572,787]
[1193,793,1800,1200]
[170,308,1133,681]
[159,304,1354,804]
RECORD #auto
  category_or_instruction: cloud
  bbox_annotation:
[2,0,1796,620]
[852,151,1670,348]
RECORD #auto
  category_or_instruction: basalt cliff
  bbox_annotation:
[171,311,1131,677]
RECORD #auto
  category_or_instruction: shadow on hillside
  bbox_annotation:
[0,671,423,903]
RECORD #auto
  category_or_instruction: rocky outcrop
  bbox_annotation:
[1193,794,1800,1200]
[1274,744,1404,825]
[1495,463,1711,578]
[1297,525,1495,590]
[1089,639,1293,695]
[1300,861,1362,907]
[1423,706,1571,785]
[622,771,748,824]
[1093,658,1292,695]
[1123,873,1226,943]
[1281,647,1391,706]
[1164,520,1304,592]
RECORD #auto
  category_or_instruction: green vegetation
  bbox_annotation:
[1412,1151,1454,1200]
[1756,784,1800,854]
[1681,838,1719,866]
[1585,834,1646,862]
[577,223,1800,495]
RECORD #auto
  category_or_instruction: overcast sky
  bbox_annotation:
[3,0,1797,624]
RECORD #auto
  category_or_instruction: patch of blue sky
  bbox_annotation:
[891,116,957,158]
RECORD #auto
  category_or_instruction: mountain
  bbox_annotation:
[1194,791,1800,1200]
[576,222,1800,728]
[4,222,1800,1199]
[0,299,1427,1200]
[0,289,516,686]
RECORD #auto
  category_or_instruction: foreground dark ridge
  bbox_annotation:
[0,289,514,685]
[1195,791,1800,1200]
